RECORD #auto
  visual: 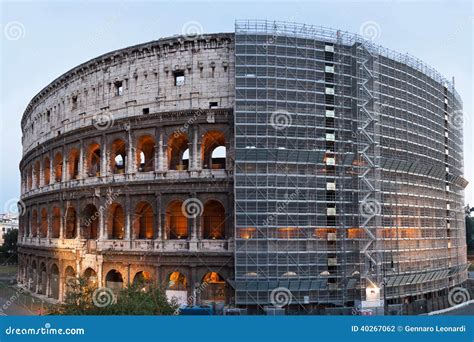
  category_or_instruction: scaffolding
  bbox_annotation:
[233,19,468,314]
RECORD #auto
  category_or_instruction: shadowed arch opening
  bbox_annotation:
[65,206,77,239]
[111,139,126,174]
[43,157,50,185]
[134,201,154,239]
[82,204,99,239]
[51,207,60,238]
[68,148,80,180]
[31,210,38,237]
[39,263,47,294]
[166,201,187,239]
[64,266,76,294]
[40,208,48,238]
[105,269,123,292]
[201,272,227,304]
[86,143,101,177]
[167,133,189,170]
[54,152,63,182]
[34,160,40,188]
[50,264,59,299]
[136,135,155,172]
[202,200,226,239]
[202,131,226,169]
[83,267,98,287]
[108,203,125,239]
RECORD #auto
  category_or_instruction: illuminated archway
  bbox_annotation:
[167,133,189,170]
[34,160,40,188]
[54,152,63,182]
[108,203,125,239]
[167,271,187,290]
[134,201,154,239]
[133,271,151,286]
[202,200,225,239]
[136,135,155,172]
[51,207,61,238]
[43,157,50,185]
[31,209,38,237]
[82,204,99,239]
[86,143,101,177]
[64,266,76,294]
[83,267,98,287]
[40,208,48,238]
[68,148,80,180]
[111,139,126,174]
[200,272,227,304]
[65,206,77,239]
[202,131,226,169]
[166,201,188,239]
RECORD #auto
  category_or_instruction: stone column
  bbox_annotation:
[126,129,134,175]
[59,206,64,239]
[78,142,84,180]
[156,194,162,240]
[125,195,131,240]
[47,207,51,239]
[98,196,106,240]
[100,136,108,177]
[62,152,68,182]
[49,155,54,185]
[158,132,166,172]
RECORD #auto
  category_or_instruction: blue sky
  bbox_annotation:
[1,0,473,211]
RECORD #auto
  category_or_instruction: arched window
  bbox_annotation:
[202,200,226,239]
[65,206,77,239]
[201,272,226,304]
[136,135,155,172]
[105,269,123,292]
[166,201,188,239]
[111,139,126,174]
[43,157,50,185]
[86,143,101,177]
[50,264,60,299]
[202,131,226,169]
[34,160,40,187]
[108,203,125,239]
[82,204,99,239]
[40,208,48,238]
[167,271,187,290]
[68,148,80,180]
[83,267,98,287]
[167,133,189,170]
[54,152,63,182]
[134,201,154,239]
[51,207,61,238]
[31,210,38,237]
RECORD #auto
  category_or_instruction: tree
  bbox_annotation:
[0,229,18,262]
[49,278,179,315]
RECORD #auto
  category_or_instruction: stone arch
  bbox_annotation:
[202,200,226,239]
[64,265,76,294]
[86,142,101,177]
[105,269,124,291]
[68,148,80,180]
[167,271,187,290]
[202,130,226,169]
[83,267,98,287]
[40,207,48,238]
[31,209,38,237]
[38,262,47,294]
[50,264,60,299]
[51,206,61,238]
[167,133,189,170]
[82,204,99,239]
[108,202,125,239]
[65,206,77,239]
[33,160,40,188]
[165,200,187,239]
[54,152,63,182]
[132,271,152,285]
[136,135,155,172]
[110,139,127,174]
[200,271,228,304]
[43,156,51,185]
[133,201,154,239]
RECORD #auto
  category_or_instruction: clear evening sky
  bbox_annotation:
[1,0,472,212]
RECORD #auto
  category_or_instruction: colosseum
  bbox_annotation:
[18,20,468,315]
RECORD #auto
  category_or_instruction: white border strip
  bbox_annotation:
[427,300,474,315]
